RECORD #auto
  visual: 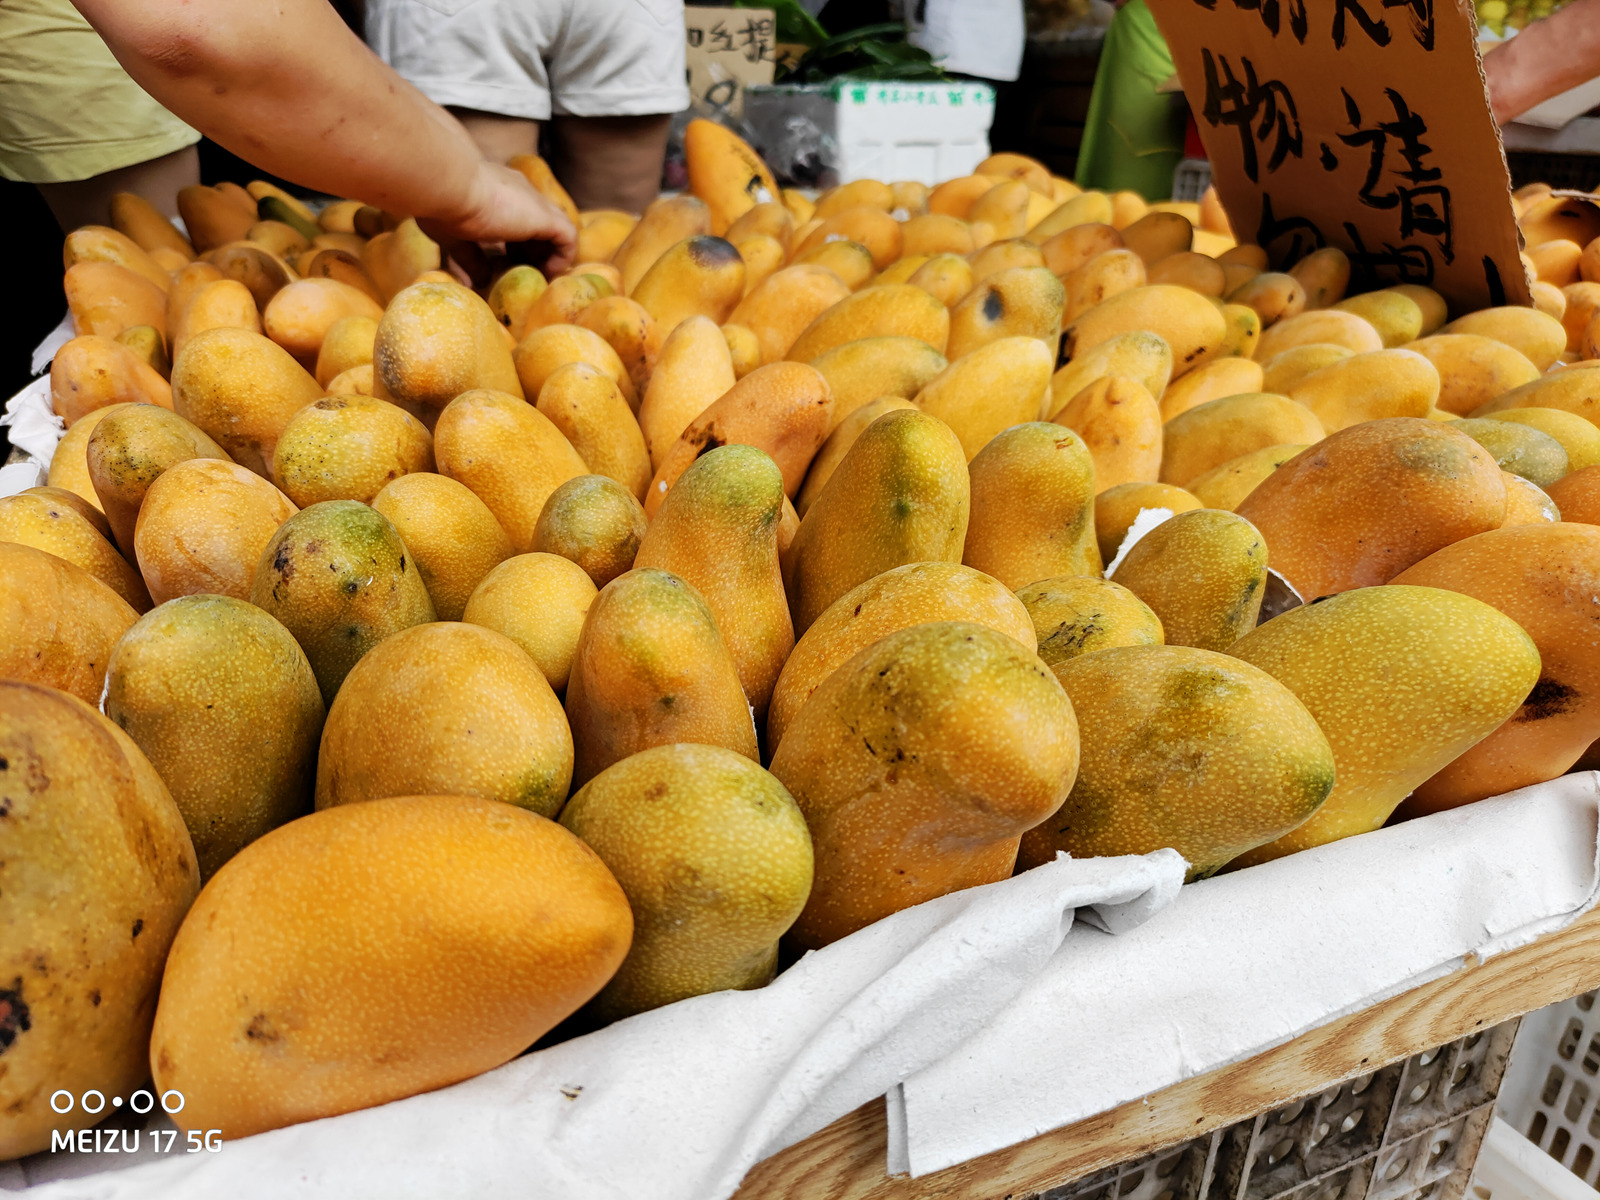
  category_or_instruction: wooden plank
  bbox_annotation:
[735,903,1600,1200]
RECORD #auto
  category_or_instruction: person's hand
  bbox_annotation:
[420,160,578,276]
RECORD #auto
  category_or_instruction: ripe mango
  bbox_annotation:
[115,324,171,379]
[735,233,787,295]
[1187,443,1308,510]
[792,206,904,270]
[535,362,651,500]
[169,278,261,359]
[929,174,996,219]
[1110,508,1267,650]
[968,179,1034,239]
[1018,576,1163,679]
[1532,280,1568,322]
[630,235,746,334]
[722,322,762,378]
[273,396,435,507]
[1548,464,1600,522]
[560,744,811,1020]
[316,622,571,816]
[1255,309,1383,360]
[360,218,441,302]
[1472,365,1600,426]
[1484,407,1600,471]
[946,266,1065,360]
[1015,645,1332,878]
[765,561,1035,752]
[1236,419,1505,600]
[635,445,792,721]
[134,458,298,605]
[1218,303,1263,360]
[516,273,608,337]
[1288,247,1351,308]
[86,402,230,554]
[164,260,224,333]
[815,180,895,220]
[0,543,137,705]
[488,265,549,336]
[110,191,195,260]
[786,283,951,362]
[513,322,638,413]
[1119,211,1193,266]
[685,118,778,235]
[1287,348,1441,431]
[645,361,832,516]
[1562,282,1600,351]
[1390,283,1450,334]
[967,238,1044,281]
[261,277,383,367]
[0,681,198,1159]
[50,334,173,427]
[727,200,795,250]
[1065,284,1226,379]
[208,243,293,312]
[433,388,589,552]
[1051,376,1163,490]
[1160,393,1325,487]
[637,315,736,467]
[906,252,976,307]
[575,295,661,400]
[808,336,948,434]
[314,313,378,388]
[1529,239,1583,286]
[1032,192,1116,241]
[1040,222,1124,277]
[150,794,629,1140]
[792,238,876,290]
[170,326,323,479]
[371,473,513,622]
[1440,306,1566,370]
[0,492,148,611]
[1228,585,1540,864]
[565,567,758,786]
[63,226,172,296]
[797,396,918,517]
[1450,418,1569,488]
[1094,481,1202,562]
[49,404,131,509]
[1146,251,1226,298]
[612,194,713,294]
[326,364,374,396]
[374,281,524,423]
[771,622,1077,949]
[726,264,852,364]
[1259,343,1354,395]
[1406,333,1542,415]
[1060,248,1148,327]
[963,421,1100,589]
[1501,472,1561,526]
[17,485,111,541]
[1157,356,1265,423]
[1391,525,1600,810]
[250,500,435,704]
[1228,272,1306,327]
[1050,330,1173,417]
[105,595,322,878]
[533,475,647,589]
[916,336,1054,461]
[901,213,977,258]
[786,409,970,633]
[1333,291,1424,347]
[463,553,596,693]
[177,183,255,252]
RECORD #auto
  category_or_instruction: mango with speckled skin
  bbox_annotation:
[612,194,713,293]
[462,553,595,693]
[0,543,137,705]
[1484,408,1600,470]
[1051,376,1162,491]
[1015,645,1332,879]
[1228,585,1540,864]
[85,403,232,555]
[771,622,1078,950]
[963,422,1100,589]
[560,744,812,1020]
[134,459,298,605]
[945,267,1064,360]
[565,567,757,787]
[1018,576,1163,680]
[433,389,588,552]
[725,264,852,367]
[105,595,322,878]
[1439,306,1566,370]
[371,473,513,623]
[1157,356,1264,423]
[0,492,148,611]
[171,326,323,479]
[272,396,434,507]
[635,446,792,722]
[786,283,950,363]
[1286,349,1440,431]
[1065,285,1226,379]
[315,622,572,816]
[1333,292,1424,347]
[1187,444,1307,511]
[630,236,746,335]
[0,681,198,1159]
[249,500,435,705]
[1260,344,1354,395]
[765,561,1035,752]
[916,337,1054,461]
[535,362,651,501]
[1501,472,1560,526]
[149,794,629,1141]
[797,397,918,517]
[170,279,261,362]
[905,253,976,308]
[1050,331,1173,418]
[372,281,523,424]
[1235,419,1505,601]
[1060,249,1147,328]
[50,335,173,426]
[512,323,638,410]
[1450,418,1569,488]
[1254,310,1382,361]
[1094,482,1201,563]
[786,409,970,633]
[1160,393,1324,488]
[1110,509,1267,650]
[533,475,647,590]
[1405,334,1541,416]
[809,337,947,434]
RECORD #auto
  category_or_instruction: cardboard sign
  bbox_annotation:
[1147,0,1531,311]
[685,7,778,119]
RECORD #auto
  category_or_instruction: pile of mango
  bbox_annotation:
[6,120,1600,1158]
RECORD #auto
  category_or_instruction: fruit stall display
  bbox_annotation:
[8,116,1600,1187]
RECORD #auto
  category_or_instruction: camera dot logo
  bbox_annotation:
[50,1088,184,1115]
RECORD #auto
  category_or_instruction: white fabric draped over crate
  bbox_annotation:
[10,774,1600,1199]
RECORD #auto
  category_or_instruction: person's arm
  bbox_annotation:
[71,0,575,265]
[1484,0,1600,125]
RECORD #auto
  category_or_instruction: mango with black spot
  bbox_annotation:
[1018,576,1163,682]
[1016,645,1332,879]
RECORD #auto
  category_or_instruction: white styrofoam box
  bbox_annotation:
[1471,1117,1600,1200]
[1496,989,1600,1188]
[743,79,995,186]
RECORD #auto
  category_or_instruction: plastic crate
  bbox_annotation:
[1470,1118,1600,1200]
[1494,990,1600,1190]
[1172,158,1213,203]
[1036,1021,1519,1200]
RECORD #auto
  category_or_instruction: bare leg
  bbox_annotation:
[35,143,200,232]
[550,114,671,215]
[448,107,542,164]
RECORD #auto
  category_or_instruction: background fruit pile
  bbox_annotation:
[6,120,1600,1161]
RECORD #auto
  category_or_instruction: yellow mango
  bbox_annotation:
[1259,343,1355,394]
[734,232,786,296]
[1483,407,1600,470]
[1404,333,1542,415]
[1018,576,1163,678]
[810,335,948,432]
[370,472,512,622]
[722,322,762,378]
[374,281,524,424]
[1119,211,1193,266]
[1160,392,1325,486]
[111,191,195,260]
[796,396,918,517]
[791,238,876,289]
[1050,330,1173,417]
[532,474,647,590]
[611,194,712,293]
[787,283,951,362]
[1439,306,1567,370]
[945,266,1065,360]
[512,322,637,409]
[169,278,261,359]
[1451,418,1569,489]
[791,206,904,270]
[968,238,1044,280]
[1333,291,1424,347]
[273,395,435,507]
[1051,375,1162,490]
[1289,247,1351,308]
[685,118,778,235]
[968,179,1034,239]
[462,553,595,692]
[1040,222,1125,277]
[1030,191,1115,240]
[170,326,323,479]
[1109,190,1150,228]
[1094,481,1201,562]
[1228,271,1306,328]
[1254,309,1383,360]
[50,335,173,425]
[637,315,736,468]
[1528,238,1583,286]
[1389,283,1449,334]
[576,210,637,263]
[360,218,442,301]
[914,336,1054,461]
[963,422,1100,587]
[574,295,661,402]
[1147,251,1226,297]
[629,235,746,334]
[726,264,853,363]
[0,492,148,611]
[1562,282,1600,352]
[1186,443,1308,510]
[906,252,977,307]
[1060,248,1148,326]
[1472,366,1600,426]
[1287,348,1441,431]
[1532,280,1568,321]
[1110,508,1267,649]
[1065,284,1227,379]
[536,362,651,500]
[1156,356,1266,423]
[726,200,796,250]
[900,213,977,258]
[873,255,931,286]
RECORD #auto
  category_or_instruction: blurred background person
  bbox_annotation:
[1073,0,1184,200]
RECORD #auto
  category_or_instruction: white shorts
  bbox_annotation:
[365,0,690,122]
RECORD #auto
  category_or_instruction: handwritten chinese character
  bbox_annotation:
[1342,223,1436,285]
[1332,0,1434,51]
[1189,0,1308,42]
[1200,51,1303,184]
[708,20,736,53]
[1337,88,1453,264]
[1256,193,1325,265]
[737,17,774,63]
